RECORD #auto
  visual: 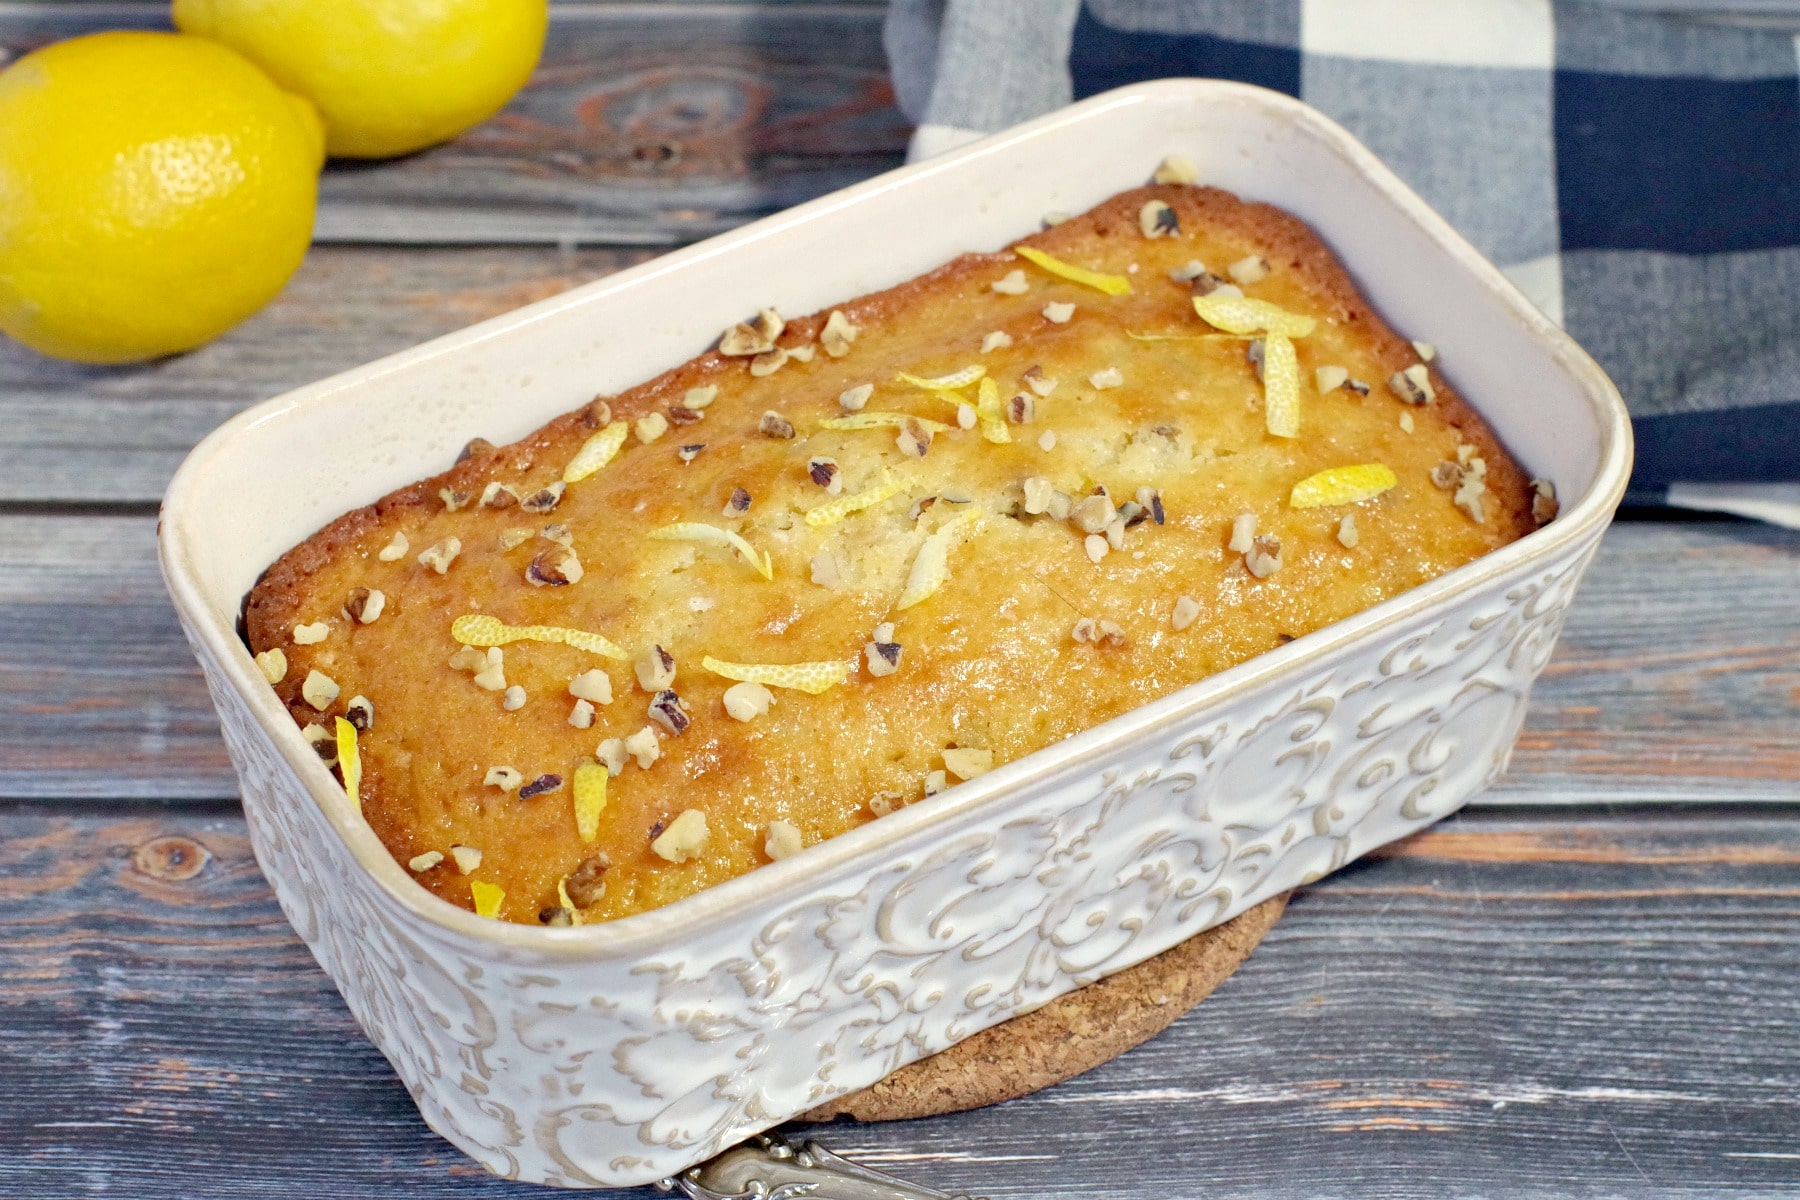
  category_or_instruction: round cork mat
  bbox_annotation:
[799,893,1288,1123]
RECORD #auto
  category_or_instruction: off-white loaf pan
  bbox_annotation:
[160,80,1631,1187]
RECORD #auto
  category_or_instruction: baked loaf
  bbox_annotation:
[245,177,1552,926]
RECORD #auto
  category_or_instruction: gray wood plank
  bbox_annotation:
[2,515,1795,804]
[0,804,1794,1197]
[0,3,907,245]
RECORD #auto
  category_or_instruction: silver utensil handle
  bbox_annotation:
[655,1134,988,1200]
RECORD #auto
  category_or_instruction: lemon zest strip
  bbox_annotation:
[1013,246,1132,296]
[563,421,630,483]
[896,365,985,393]
[452,613,629,660]
[976,377,1010,444]
[896,511,980,611]
[1262,333,1301,439]
[470,880,505,919]
[701,656,851,695]
[819,412,955,434]
[1127,331,1254,343]
[334,716,361,811]
[555,876,583,925]
[573,759,608,843]
[1191,295,1317,339]
[648,522,774,579]
[805,470,907,528]
[1290,463,1398,509]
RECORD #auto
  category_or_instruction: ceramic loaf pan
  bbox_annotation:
[160,81,1632,1187]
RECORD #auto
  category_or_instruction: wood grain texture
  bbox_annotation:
[0,804,1794,1197]
[3,515,1794,805]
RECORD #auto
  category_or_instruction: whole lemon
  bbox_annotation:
[174,0,549,159]
[0,31,323,364]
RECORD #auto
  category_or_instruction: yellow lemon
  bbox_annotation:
[0,31,323,363]
[174,0,549,159]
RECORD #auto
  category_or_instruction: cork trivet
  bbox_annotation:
[800,893,1288,1123]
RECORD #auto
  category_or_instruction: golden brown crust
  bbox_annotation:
[799,893,1288,1122]
[248,184,1537,925]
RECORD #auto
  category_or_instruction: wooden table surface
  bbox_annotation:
[3,4,1797,1197]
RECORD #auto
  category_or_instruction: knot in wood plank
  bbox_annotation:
[133,836,211,883]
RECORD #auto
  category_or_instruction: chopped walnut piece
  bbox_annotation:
[540,523,573,548]
[1531,478,1559,525]
[1172,595,1201,631]
[991,269,1029,295]
[1095,619,1126,647]
[981,330,1014,353]
[821,309,858,358]
[809,551,842,588]
[1412,340,1437,363]
[472,649,507,692]
[1136,486,1166,525]
[677,443,706,464]
[1104,517,1127,551]
[520,482,565,514]
[1089,367,1123,390]
[923,769,948,796]
[292,621,329,645]
[749,348,788,377]
[302,723,337,764]
[377,532,409,562]
[1047,488,1073,520]
[1038,431,1058,452]
[254,648,287,684]
[1337,514,1360,549]
[345,695,373,731]
[1315,365,1349,394]
[539,906,574,927]
[1388,364,1436,405]
[1228,255,1270,285]
[596,738,628,775]
[457,437,497,464]
[1007,392,1034,423]
[1042,301,1075,324]
[569,669,612,704]
[1084,533,1108,563]
[1454,473,1489,524]
[564,853,611,908]
[838,382,874,411]
[1022,476,1054,515]
[868,791,904,817]
[1169,259,1208,282]
[764,820,804,861]
[498,527,532,551]
[647,689,689,735]
[667,404,703,426]
[1022,365,1058,397]
[685,385,718,409]
[723,680,775,722]
[651,808,709,863]
[942,746,993,780]
[722,486,752,516]
[450,844,482,874]
[1399,411,1415,433]
[519,773,564,799]
[1344,377,1371,396]
[719,308,783,356]
[1228,512,1257,554]
[484,766,523,791]
[417,537,462,575]
[479,481,518,510]
[1138,199,1179,238]
[635,412,669,444]
[439,487,471,512]
[502,684,527,711]
[1072,493,1116,534]
[301,669,339,710]
[808,457,842,493]
[624,725,661,769]
[526,544,582,587]
[956,402,977,430]
[1430,460,1464,491]
[345,587,385,624]
[1245,533,1283,578]
[759,410,796,439]
[896,418,933,458]
[1189,272,1240,298]
[635,645,676,692]
[584,398,613,427]
[864,637,901,677]
[568,698,596,729]
[408,851,444,873]
[788,344,816,364]
[1153,154,1199,185]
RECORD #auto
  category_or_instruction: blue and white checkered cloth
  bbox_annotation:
[887,0,1800,525]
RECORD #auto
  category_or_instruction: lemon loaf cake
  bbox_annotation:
[245,174,1555,926]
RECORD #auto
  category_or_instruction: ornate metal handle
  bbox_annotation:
[654,1134,987,1200]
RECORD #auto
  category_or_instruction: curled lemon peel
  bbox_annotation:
[1290,463,1398,508]
[701,656,851,695]
[555,876,583,925]
[563,421,629,483]
[1127,331,1253,343]
[819,412,955,434]
[805,470,907,528]
[334,716,361,811]
[573,759,608,843]
[975,377,1010,444]
[1262,333,1301,439]
[1013,246,1132,296]
[896,511,980,611]
[648,523,774,580]
[896,365,984,393]
[470,880,505,919]
[451,613,630,660]
[1191,295,1317,339]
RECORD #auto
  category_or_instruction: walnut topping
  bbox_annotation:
[809,552,842,588]
[1022,476,1054,514]
[1228,512,1257,554]
[476,482,517,510]
[1172,595,1201,631]
[1038,431,1058,452]
[981,330,1014,354]
[1117,501,1145,528]
[1153,154,1199,185]
[1531,478,1559,525]
[408,850,444,873]
[539,906,574,927]
[1022,365,1058,397]
[1430,460,1464,491]
[254,648,287,684]
[648,689,689,735]
[1084,533,1108,563]
[788,343,815,363]
[635,645,676,692]
[1042,301,1075,324]
[991,269,1029,295]
[569,669,612,704]
[942,746,994,780]
[1169,259,1208,282]
[651,808,709,863]
[417,537,462,574]
[520,482,564,513]
[301,669,339,710]
[502,684,527,711]
[1188,271,1240,298]
[821,309,858,358]
[439,487,471,512]
[1136,486,1166,525]
[667,404,703,426]
[1344,377,1371,396]
[1399,411,1415,433]
[1228,255,1271,285]
[764,820,804,861]
[484,765,523,791]
[540,523,573,548]
[723,680,774,722]
[1453,468,1489,524]
[759,410,796,439]
[450,844,482,874]
[1104,517,1128,550]
[377,532,409,562]
[956,402,977,430]
[719,308,784,356]
[456,437,497,464]
[624,725,661,768]
[1073,492,1116,534]
[499,527,532,551]
[519,773,564,799]
[838,382,874,411]
[1412,340,1437,363]
[345,587,385,624]
[723,486,752,516]
[1138,199,1179,238]
[749,348,788,377]
[864,636,901,677]
[1245,533,1283,578]
[1315,365,1349,393]
[568,698,596,729]
[1337,514,1360,548]
[923,769,948,796]
[807,457,842,493]
[1046,488,1073,520]
[684,385,718,410]
[635,412,669,444]
[583,398,613,428]
[677,443,706,464]
[868,791,904,817]
[596,738,628,775]
[292,621,329,645]
[564,853,610,908]
[526,544,582,587]
[1388,364,1436,405]
[472,648,507,692]
[896,417,933,458]
[345,695,373,731]
[1006,392,1034,423]
[302,723,337,764]
[1088,367,1123,390]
